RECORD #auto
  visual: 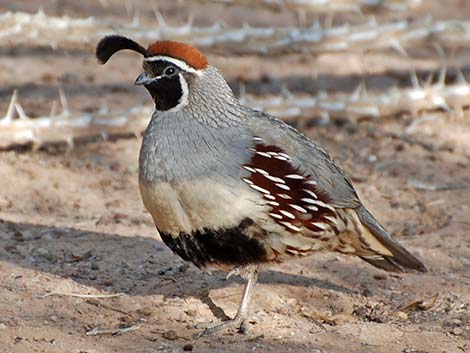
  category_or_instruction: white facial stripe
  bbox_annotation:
[167,74,189,112]
[144,55,202,75]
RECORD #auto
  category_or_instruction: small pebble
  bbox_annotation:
[373,273,387,280]
[162,330,177,340]
[33,248,57,263]
[102,279,113,286]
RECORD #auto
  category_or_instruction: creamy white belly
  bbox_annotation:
[139,179,266,236]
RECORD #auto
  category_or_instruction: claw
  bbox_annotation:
[196,268,258,337]
[195,316,249,337]
[226,268,240,280]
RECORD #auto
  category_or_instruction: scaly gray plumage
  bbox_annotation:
[139,64,425,270]
[96,37,426,335]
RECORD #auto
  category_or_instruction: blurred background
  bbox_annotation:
[0,1,469,353]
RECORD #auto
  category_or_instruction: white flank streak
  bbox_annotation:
[311,222,328,230]
[265,174,285,183]
[264,194,276,200]
[279,153,291,160]
[289,204,307,213]
[250,184,271,194]
[305,180,318,185]
[314,200,335,211]
[273,156,288,161]
[243,165,256,173]
[285,174,304,179]
[242,178,253,185]
[280,222,302,232]
[256,151,272,158]
[324,215,338,224]
[303,189,318,199]
[306,205,319,211]
[267,201,280,206]
[269,212,283,220]
[255,168,268,175]
[253,136,263,142]
[144,56,201,75]
[276,183,290,190]
[301,198,318,205]
[278,194,292,199]
[279,210,296,219]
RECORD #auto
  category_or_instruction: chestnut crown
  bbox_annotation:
[95,35,208,70]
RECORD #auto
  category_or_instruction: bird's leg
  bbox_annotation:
[199,267,259,336]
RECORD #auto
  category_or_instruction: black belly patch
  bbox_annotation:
[159,218,268,268]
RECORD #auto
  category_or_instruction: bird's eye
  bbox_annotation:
[164,67,176,76]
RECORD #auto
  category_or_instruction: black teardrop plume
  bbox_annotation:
[96,35,148,64]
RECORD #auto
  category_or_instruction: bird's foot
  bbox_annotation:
[195,316,249,337]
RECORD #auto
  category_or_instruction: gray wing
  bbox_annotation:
[246,109,360,209]
[244,109,426,273]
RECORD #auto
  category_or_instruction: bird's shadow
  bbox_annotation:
[0,219,356,321]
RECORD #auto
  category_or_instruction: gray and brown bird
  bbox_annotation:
[96,35,426,335]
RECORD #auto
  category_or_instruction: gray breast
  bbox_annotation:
[139,110,253,184]
[138,110,265,236]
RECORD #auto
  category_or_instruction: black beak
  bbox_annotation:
[134,73,155,86]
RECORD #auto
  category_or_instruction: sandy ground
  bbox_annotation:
[0,1,469,352]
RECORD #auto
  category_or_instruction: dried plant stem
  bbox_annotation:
[41,291,125,298]
[243,69,470,120]
[1,11,470,55]
[0,90,150,149]
[408,179,470,191]
[85,324,141,336]
[195,0,422,14]
[1,71,469,149]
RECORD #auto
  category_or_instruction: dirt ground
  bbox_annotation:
[1,1,469,353]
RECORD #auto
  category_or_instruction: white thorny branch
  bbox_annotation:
[1,10,470,55]
[193,0,422,14]
[1,68,469,149]
[1,8,470,149]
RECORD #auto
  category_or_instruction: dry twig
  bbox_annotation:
[85,324,141,336]
[2,11,470,55]
[41,291,125,299]
[2,68,469,150]
[195,0,422,14]
[408,179,470,191]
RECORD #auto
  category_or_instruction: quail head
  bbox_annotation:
[96,35,426,335]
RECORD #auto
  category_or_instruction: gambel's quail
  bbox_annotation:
[96,36,427,335]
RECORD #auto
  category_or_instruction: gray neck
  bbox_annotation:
[182,66,246,127]
[139,66,253,185]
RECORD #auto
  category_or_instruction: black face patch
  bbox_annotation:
[159,219,269,269]
[142,60,185,111]
[144,76,183,111]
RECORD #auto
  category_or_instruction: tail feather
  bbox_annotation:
[356,206,427,273]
